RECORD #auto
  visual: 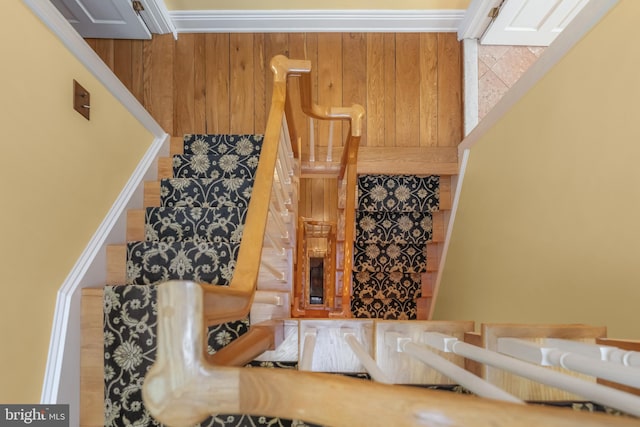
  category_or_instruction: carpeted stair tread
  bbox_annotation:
[352,270,422,300]
[351,297,417,320]
[126,239,238,286]
[106,132,312,427]
[353,241,427,273]
[356,210,433,245]
[357,174,440,213]
[182,133,263,156]
[161,177,253,209]
[351,173,443,319]
[144,206,245,243]
[172,152,260,179]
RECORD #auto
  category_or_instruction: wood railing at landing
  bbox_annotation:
[284,55,364,318]
[143,281,640,427]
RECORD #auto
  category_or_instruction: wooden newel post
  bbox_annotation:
[143,281,241,427]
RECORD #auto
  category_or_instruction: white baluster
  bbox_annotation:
[253,292,284,306]
[384,332,522,403]
[342,329,392,384]
[546,338,640,368]
[326,121,334,163]
[260,259,286,282]
[424,332,640,418]
[264,225,285,256]
[300,328,317,371]
[309,117,315,163]
[269,203,289,242]
[498,338,640,389]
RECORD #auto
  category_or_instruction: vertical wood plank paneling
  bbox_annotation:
[305,33,319,159]
[383,34,396,147]
[144,34,174,134]
[264,33,289,116]
[93,39,114,70]
[324,178,338,222]
[113,40,132,92]
[205,33,230,134]
[395,33,420,147]
[253,34,267,133]
[288,33,309,153]
[366,33,385,147]
[342,33,367,146]
[311,177,326,220]
[419,33,438,148]
[230,33,255,133]
[437,33,463,147]
[131,40,144,104]
[174,33,195,136]
[193,34,207,134]
[299,179,313,219]
[84,38,97,51]
[317,34,343,153]
[88,31,461,158]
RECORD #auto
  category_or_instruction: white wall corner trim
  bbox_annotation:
[429,148,469,319]
[22,1,168,425]
[457,0,619,153]
[170,9,466,33]
[457,0,501,40]
[140,0,178,39]
[462,39,479,136]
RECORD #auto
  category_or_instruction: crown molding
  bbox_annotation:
[170,9,465,33]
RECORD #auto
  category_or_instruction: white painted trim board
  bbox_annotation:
[22,1,168,426]
[170,9,465,33]
[430,0,620,318]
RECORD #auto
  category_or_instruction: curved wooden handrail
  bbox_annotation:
[196,55,311,326]
[144,281,638,427]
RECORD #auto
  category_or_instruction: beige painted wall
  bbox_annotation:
[435,0,640,339]
[0,2,153,403]
[164,0,470,10]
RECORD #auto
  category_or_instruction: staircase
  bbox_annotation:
[102,133,303,427]
[350,174,449,319]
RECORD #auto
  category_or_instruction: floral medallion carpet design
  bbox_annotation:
[351,175,440,319]
[104,134,317,427]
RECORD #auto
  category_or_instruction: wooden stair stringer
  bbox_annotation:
[80,288,104,427]
[418,175,454,320]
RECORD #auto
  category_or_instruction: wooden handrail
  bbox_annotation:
[144,281,638,427]
[196,55,311,326]
[208,320,284,367]
[283,55,364,317]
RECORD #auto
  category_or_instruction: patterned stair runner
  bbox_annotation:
[351,175,440,319]
[104,134,314,427]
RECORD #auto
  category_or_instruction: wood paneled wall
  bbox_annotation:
[87,32,462,220]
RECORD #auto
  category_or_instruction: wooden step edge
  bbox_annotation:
[170,136,184,156]
[127,209,145,242]
[158,157,173,179]
[431,211,445,243]
[439,175,452,211]
[416,297,432,320]
[144,181,161,207]
[106,244,126,285]
[426,242,442,272]
[80,288,104,427]
[463,332,484,377]
[421,271,437,298]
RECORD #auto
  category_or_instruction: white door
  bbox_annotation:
[50,0,151,39]
[481,0,589,46]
